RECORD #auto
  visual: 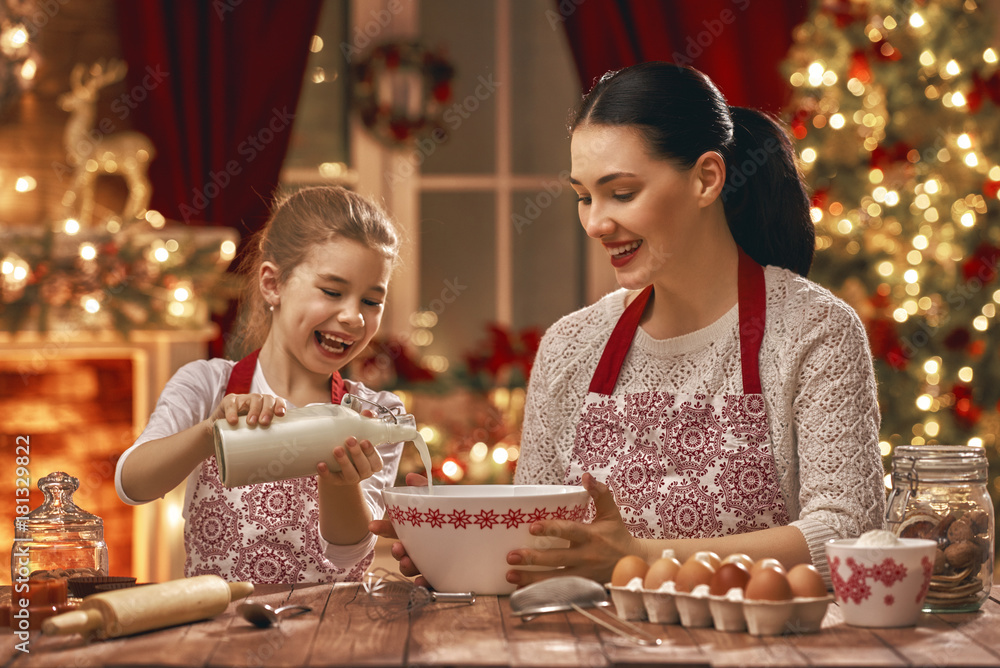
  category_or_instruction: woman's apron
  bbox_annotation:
[183,350,367,583]
[566,251,789,539]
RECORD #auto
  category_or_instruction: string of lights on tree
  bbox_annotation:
[782,0,1000,497]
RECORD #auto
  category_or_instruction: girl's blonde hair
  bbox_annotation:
[227,185,400,359]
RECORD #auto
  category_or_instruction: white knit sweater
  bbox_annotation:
[513,265,886,580]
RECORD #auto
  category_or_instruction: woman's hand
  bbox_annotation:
[210,392,286,427]
[505,473,644,587]
[317,436,384,485]
[368,471,432,588]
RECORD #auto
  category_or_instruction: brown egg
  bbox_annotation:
[694,550,722,572]
[643,555,682,590]
[675,554,716,593]
[611,555,649,587]
[750,557,786,576]
[786,564,827,598]
[708,561,752,596]
[721,553,755,571]
[744,567,793,601]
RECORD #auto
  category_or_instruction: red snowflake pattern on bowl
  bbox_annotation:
[387,505,587,529]
[829,555,909,605]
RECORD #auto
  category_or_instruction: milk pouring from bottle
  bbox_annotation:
[214,394,427,488]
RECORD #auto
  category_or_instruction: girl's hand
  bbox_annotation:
[211,392,286,427]
[318,437,383,485]
[368,472,431,587]
[504,473,643,587]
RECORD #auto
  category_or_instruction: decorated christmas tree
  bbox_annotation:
[782,0,1000,500]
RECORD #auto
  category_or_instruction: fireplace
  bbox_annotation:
[1,329,216,585]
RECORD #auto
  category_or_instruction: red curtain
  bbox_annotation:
[114,0,323,355]
[559,0,809,112]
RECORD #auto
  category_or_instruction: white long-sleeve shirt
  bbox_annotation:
[514,265,886,582]
[116,358,403,583]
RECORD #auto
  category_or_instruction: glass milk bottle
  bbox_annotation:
[11,471,109,583]
[886,445,994,612]
[213,393,422,488]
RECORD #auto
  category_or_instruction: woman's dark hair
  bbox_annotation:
[571,62,814,277]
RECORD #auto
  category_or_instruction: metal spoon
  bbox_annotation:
[509,576,661,646]
[237,602,311,628]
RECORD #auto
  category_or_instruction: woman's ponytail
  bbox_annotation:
[723,107,814,277]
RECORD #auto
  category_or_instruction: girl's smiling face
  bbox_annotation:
[570,124,707,290]
[266,237,391,376]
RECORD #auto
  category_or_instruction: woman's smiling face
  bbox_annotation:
[269,236,391,376]
[570,124,705,290]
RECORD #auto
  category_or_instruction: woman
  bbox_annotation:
[375,62,885,588]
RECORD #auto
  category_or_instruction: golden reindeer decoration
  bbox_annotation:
[58,59,155,225]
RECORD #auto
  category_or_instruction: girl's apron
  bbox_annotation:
[184,350,368,583]
[566,250,789,539]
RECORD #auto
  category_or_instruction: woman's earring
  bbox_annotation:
[269,304,274,312]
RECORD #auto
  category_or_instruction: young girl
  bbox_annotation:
[374,62,885,589]
[116,185,403,583]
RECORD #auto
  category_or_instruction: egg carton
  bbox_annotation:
[605,579,833,636]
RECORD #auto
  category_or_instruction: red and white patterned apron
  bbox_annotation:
[184,350,371,583]
[566,250,789,539]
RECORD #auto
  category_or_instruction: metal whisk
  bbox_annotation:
[360,568,476,620]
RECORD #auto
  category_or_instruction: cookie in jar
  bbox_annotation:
[886,445,994,612]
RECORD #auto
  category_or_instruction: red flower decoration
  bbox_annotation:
[866,318,909,370]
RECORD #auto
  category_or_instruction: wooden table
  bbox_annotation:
[3,583,999,667]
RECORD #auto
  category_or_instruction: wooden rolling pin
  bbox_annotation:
[42,575,253,639]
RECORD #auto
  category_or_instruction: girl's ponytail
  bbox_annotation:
[723,107,813,277]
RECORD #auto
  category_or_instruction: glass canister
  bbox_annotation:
[10,471,109,583]
[886,445,994,613]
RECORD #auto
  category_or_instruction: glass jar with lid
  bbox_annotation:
[886,445,994,613]
[10,471,109,583]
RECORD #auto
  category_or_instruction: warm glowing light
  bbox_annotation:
[419,426,436,442]
[20,58,36,80]
[883,16,897,30]
[822,71,837,86]
[790,72,805,87]
[994,289,1000,304]
[837,219,853,234]
[810,207,823,222]
[441,459,460,479]
[909,12,925,28]
[893,308,908,322]
[1,260,11,275]
[873,186,887,202]
[916,394,933,411]
[914,193,930,209]
[884,190,899,206]
[220,240,237,260]
[145,209,166,228]
[919,50,935,66]
[879,441,892,456]
[12,265,27,281]
[965,153,979,167]
[507,446,519,461]
[79,244,97,261]
[869,168,884,184]
[470,442,488,462]
[986,48,999,64]
[925,421,939,437]
[924,207,940,222]
[952,91,967,107]
[925,179,939,194]
[913,235,928,250]
[64,219,80,234]
[411,329,433,347]
[310,35,324,52]
[945,59,961,76]
[173,287,190,302]
[801,148,817,163]
[883,473,893,489]
[15,176,36,192]
[808,62,825,87]
[974,315,989,331]
[83,298,100,313]
[984,304,996,318]
[877,261,893,276]
[829,113,845,129]
[924,359,939,374]
[168,302,186,317]
[907,250,923,265]
[958,367,974,382]
[960,211,975,227]
[492,446,509,464]
[154,247,170,262]
[969,437,984,448]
